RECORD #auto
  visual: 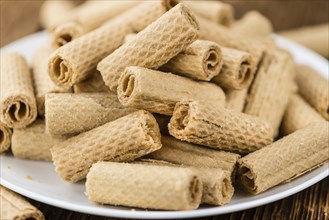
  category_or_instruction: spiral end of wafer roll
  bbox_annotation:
[51,21,85,48]
[178,3,200,31]
[48,54,74,88]
[237,163,257,194]
[202,44,223,80]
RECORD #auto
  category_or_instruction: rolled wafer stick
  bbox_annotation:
[169,101,273,154]
[212,47,255,90]
[183,0,234,27]
[86,161,202,210]
[45,93,137,136]
[51,22,85,48]
[295,65,329,120]
[244,49,295,136]
[117,66,225,115]
[32,44,71,117]
[153,114,171,135]
[238,122,329,195]
[51,110,161,182]
[48,0,179,88]
[0,121,12,153]
[11,119,65,161]
[0,53,37,128]
[98,3,200,92]
[73,71,110,93]
[282,94,325,135]
[161,40,223,81]
[232,11,273,39]
[0,185,44,220]
[225,89,248,112]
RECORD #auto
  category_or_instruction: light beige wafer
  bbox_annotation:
[48,0,178,88]
[45,93,137,136]
[98,3,200,92]
[73,71,110,93]
[11,119,65,161]
[0,52,37,128]
[161,40,223,81]
[153,114,171,135]
[198,16,264,65]
[282,94,325,135]
[32,43,71,117]
[232,11,273,39]
[86,161,202,210]
[212,47,255,90]
[238,122,329,195]
[225,89,248,112]
[117,66,225,115]
[169,101,273,154]
[0,185,44,220]
[51,21,85,48]
[0,121,12,153]
[51,110,161,182]
[295,65,329,120]
[244,49,295,136]
[184,0,234,27]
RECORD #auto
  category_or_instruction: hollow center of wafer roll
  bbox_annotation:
[57,34,72,47]
[189,176,201,203]
[164,0,180,10]
[239,165,256,191]
[173,104,190,131]
[238,61,252,86]
[52,55,71,84]
[205,49,220,73]
[121,73,135,98]
[8,101,29,122]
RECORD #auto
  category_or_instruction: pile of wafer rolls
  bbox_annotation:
[1,0,328,212]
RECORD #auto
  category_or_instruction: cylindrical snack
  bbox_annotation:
[86,161,202,210]
[295,65,329,120]
[0,185,44,220]
[45,93,137,136]
[117,66,225,115]
[32,43,71,117]
[153,114,171,135]
[0,121,12,153]
[212,47,255,90]
[0,52,37,128]
[232,11,273,39]
[51,110,162,182]
[161,40,223,81]
[97,3,200,92]
[169,101,273,154]
[11,119,65,161]
[183,0,234,27]
[48,0,178,88]
[244,49,295,136]
[238,122,329,195]
[51,21,85,48]
[73,71,110,93]
[225,89,248,112]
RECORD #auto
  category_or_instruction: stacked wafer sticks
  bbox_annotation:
[1,0,328,213]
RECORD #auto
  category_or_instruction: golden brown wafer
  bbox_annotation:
[117,66,225,115]
[0,121,12,154]
[98,3,199,92]
[45,93,137,136]
[0,52,37,128]
[51,21,85,48]
[73,71,110,93]
[169,101,273,154]
[51,110,161,182]
[0,185,44,220]
[238,122,329,194]
[11,119,65,161]
[86,161,202,210]
[295,65,329,120]
[225,89,248,112]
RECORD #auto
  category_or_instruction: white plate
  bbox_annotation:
[1,32,329,219]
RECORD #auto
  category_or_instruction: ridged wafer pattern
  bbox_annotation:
[169,101,273,154]
[45,93,137,136]
[225,89,248,112]
[117,67,225,115]
[73,72,110,93]
[86,162,202,210]
[51,110,161,182]
[0,121,12,153]
[98,3,200,92]
[238,122,329,194]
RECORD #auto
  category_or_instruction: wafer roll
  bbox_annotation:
[161,40,222,81]
[48,0,178,88]
[198,16,264,65]
[184,0,233,27]
[32,44,71,117]
[0,185,44,220]
[98,3,199,92]
[117,67,225,115]
[169,101,273,154]
[212,47,255,90]
[238,122,329,195]
[0,121,12,153]
[86,161,202,210]
[45,93,137,136]
[11,119,65,161]
[225,89,248,112]
[0,53,37,128]
[244,49,295,136]
[51,22,85,48]
[73,71,110,93]
[51,110,161,182]
[232,11,273,39]
[296,65,329,120]
[153,114,171,135]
